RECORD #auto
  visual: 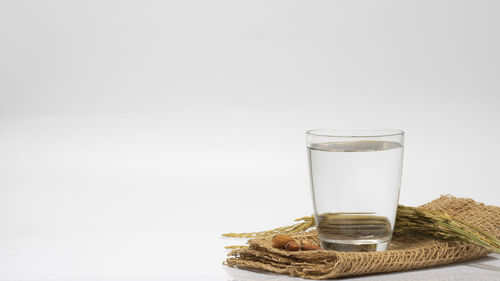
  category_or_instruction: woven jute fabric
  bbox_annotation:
[225,195,500,279]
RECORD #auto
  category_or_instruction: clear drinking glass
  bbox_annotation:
[307,129,404,252]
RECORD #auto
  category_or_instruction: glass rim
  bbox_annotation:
[306,128,405,138]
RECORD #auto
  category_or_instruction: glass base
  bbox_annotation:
[319,239,389,252]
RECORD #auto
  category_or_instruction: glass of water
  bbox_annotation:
[307,129,404,252]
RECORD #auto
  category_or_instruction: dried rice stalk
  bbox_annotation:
[223,205,500,254]
[222,215,315,238]
[395,205,500,254]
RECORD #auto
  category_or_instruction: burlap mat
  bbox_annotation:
[225,195,500,279]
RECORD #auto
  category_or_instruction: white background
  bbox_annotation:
[0,0,499,280]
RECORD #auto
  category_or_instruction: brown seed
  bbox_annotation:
[284,240,300,251]
[272,234,294,248]
[301,240,322,251]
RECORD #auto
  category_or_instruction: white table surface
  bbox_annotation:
[1,231,499,281]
